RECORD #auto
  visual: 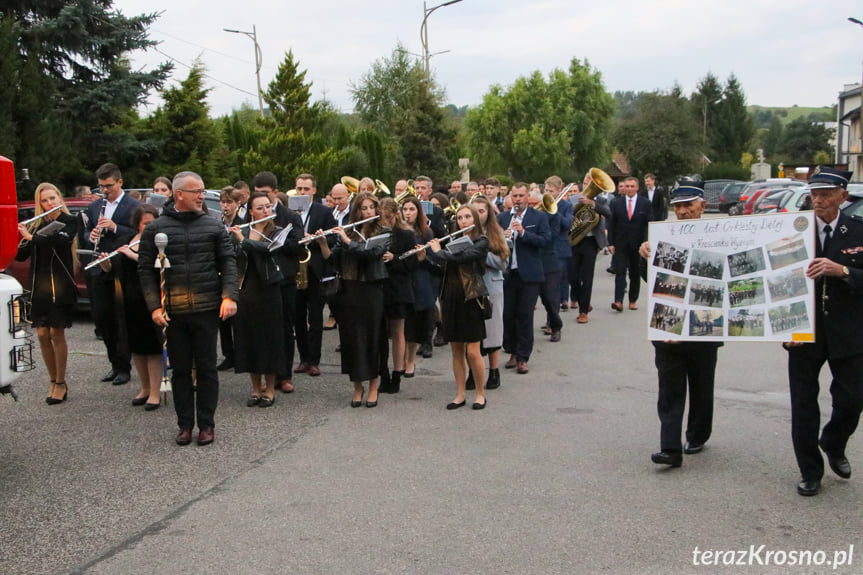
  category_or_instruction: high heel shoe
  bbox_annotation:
[350,391,364,408]
[46,382,67,405]
[131,396,148,406]
[45,380,55,404]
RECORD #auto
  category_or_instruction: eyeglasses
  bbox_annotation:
[98,182,118,190]
[178,188,206,195]
[296,186,312,191]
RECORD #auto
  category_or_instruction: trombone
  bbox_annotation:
[399,224,475,260]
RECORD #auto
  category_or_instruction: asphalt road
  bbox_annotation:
[1,252,861,575]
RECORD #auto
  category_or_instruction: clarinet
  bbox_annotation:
[92,200,108,252]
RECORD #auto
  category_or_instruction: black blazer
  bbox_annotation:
[497,207,552,283]
[83,193,140,253]
[641,187,668,222]
[608,194,652,250]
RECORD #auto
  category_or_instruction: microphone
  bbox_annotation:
[154,232,171,269]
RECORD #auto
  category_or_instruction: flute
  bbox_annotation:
[84,240,142,270]
[20,205,63,226]
[399,225,475,260]
[298,215,380,245]
[235,214,276,229]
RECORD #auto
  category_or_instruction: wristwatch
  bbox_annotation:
[842,265,850,277]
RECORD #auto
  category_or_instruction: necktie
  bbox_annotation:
[627,198,633,220]
[822,224,832,256]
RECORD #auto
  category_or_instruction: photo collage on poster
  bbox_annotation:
[646,213,816,342]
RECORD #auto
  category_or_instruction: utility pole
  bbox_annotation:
[420,0,463,77]
[224,25,265,118]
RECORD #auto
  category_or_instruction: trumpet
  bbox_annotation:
[20,205,63,226]
[399,224,475,260]
[84,240,142,270]
[298,215,380,245]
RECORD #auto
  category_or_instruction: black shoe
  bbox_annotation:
[112,372,131,386]
[550,330,561,342]
[683,442,705,455]
[820,441,851,479]
[100,369,118,382]
[486,368,501,390]
[472,398,487,410]
[46,383,68,406]
[465,371,475,390]
[421,343,433,358]
[365,399,378,408]
[390,371,402,394]
[144,402,160,411]
[651,451,682,468]
[403,370,415,378]
[217,359,234,371]
[258,396,275,408]
[378,371,393,394]
[797,479,821,496]
[446,400,466,410]
[131,396,148,406]
[433,330,447,347]
[246,395,261,407]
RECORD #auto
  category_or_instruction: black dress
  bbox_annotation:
[429,236,489,344]
[117,245,162,355]
[233,230,286,375]
[383,226,417,319]
[15,212,79,328]
[331,233,389,382]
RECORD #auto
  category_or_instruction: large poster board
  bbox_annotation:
[646,212,816,342]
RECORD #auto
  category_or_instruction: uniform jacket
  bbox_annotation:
[15,212,80,307]
[641,187,668,222]
[554,199,574,259]
[302,202,337,281]
[427,235,490,301]
[235,227,285,288]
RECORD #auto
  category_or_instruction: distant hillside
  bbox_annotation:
[749,105,835,127]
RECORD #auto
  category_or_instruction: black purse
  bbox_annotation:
[477,295,492,320]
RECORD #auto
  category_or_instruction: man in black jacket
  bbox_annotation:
[139,171,238,447]
[608,176,652,311]
[783,166,863,496]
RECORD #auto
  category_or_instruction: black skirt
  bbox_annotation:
[441,265,485,343]
[233,262,286,375]
[120,255,162,355]
[336,279,386,381]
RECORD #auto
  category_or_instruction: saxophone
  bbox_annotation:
[569,167,615,246]
[296,247,311,290]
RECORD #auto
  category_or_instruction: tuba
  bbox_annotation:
[395,180,417,205]
[374,179,391,196]
[569,167,615,246]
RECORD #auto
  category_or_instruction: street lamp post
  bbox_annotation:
[420,0,463,77]
[848,17,863,180]
[224,25,265,118]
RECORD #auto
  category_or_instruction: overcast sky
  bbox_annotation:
[115,0,863,117]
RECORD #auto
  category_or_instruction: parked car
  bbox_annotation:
[704,179,741,212]
[753,189,792,213]
[842,184,863,219]
[7,198,92,309]
[736,180,806,215]
[717,181,747,213]
[776,187,812,213]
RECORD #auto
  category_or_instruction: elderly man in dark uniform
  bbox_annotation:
[639,181,721,468]
[783,166,863,496]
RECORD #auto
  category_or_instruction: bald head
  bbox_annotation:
[331,183,350,211]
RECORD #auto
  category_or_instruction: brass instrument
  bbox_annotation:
[84,240,142,270]
[296,247,312,290]
[536,192,558,215]
[341,176,359,194]
[469,191,483,203]
[555,183,576,204]
[374,179,391,196]
[443,198,461,216]
[399,224,475,260]
[569,167,614,246]
[395,180,417,205]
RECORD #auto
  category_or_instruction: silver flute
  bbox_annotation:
[298,215,380,245]
[399,224,475,260]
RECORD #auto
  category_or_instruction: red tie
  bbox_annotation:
[627,198,633,220]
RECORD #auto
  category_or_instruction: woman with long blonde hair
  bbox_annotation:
[15,183,80,404]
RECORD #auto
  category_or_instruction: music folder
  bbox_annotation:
[288,195,311,213]
[446,235,473,254]
[36,221,66,237]
[363,233,391,251]
[268,224,293,252]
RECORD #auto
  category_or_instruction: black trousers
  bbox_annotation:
[788,345,863,481]
[167,311,220,431]
[569,237,599,313]
[90,275,131,374]
[502,270,541,362]
[614,245,641,303]
[539,270,562,331]
[654,343,718,452]
[278,281,297,382]
[219,317,234,362]
[295,279,325,366]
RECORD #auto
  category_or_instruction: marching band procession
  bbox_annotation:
[13,162,863,500]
